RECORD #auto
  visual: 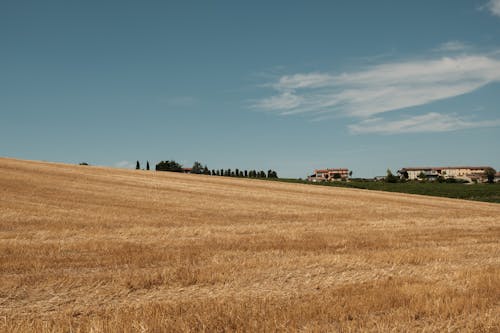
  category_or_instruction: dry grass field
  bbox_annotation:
[1,157,499,332]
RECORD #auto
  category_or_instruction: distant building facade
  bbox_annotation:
[308,168,349,182]
[398,166,493,182]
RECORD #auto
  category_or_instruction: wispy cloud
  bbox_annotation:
[256,55,500,118]
[486,0,500,16]
[349,113,500,134]
[254,50,500,134]
[257,91,303,110]
[274,73,333,90]
[114,160,135,169]
[434,41,469,52]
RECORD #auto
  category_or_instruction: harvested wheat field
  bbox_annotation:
[0,157,499,332]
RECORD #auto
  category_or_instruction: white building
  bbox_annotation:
[397,166,492,182]
[308,168,350,182]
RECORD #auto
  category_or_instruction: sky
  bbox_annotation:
[1,0,500,178]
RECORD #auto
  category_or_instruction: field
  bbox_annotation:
[271,179,500,203]
[1,157,499,332]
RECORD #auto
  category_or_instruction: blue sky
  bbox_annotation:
[1,0,499,177]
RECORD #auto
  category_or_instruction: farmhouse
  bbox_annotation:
[308,168,349,182]
[397,166,492,182]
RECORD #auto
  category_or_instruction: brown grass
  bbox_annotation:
[1,157,499,332]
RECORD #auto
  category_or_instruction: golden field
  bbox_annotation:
[0,157,499,332]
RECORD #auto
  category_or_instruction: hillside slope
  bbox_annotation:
[1,157,499,332]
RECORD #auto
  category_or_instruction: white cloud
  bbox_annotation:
[255,51,500,134]
[256,91,303,110]
[435,41,469,52]
[259,55,500,118]
[275,73,333,90]
[349,113,500,134]
[114,161,135,169]
[487,0,500,16]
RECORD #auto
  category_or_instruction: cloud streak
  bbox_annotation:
[349,113,500,134]
[434,41,469,52]
[255,51,500,134]
[487,0,500,16]
[114,161,135,169]
[257,55,500,118]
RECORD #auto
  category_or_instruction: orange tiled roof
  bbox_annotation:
[315,168,348,173]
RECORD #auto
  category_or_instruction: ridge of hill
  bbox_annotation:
[1,157,499,332]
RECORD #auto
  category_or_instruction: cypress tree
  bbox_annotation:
[136,161,140,170]
[146,161,150,170]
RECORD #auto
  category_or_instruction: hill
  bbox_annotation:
[1,157,499,332]
[270,178,500,203]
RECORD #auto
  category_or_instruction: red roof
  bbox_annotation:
[315,168,348,173]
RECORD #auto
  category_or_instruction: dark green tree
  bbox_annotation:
[136,161,140,170]
[146,161,150,170]
[156,160,183,172]
[417,171,426,181]
[244,170,248,177]
[192,161,204,174]
[203,165,210,175]
[484,167,496,184]
[385,169,399,183]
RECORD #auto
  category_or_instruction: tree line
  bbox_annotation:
[135,160,278,178]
